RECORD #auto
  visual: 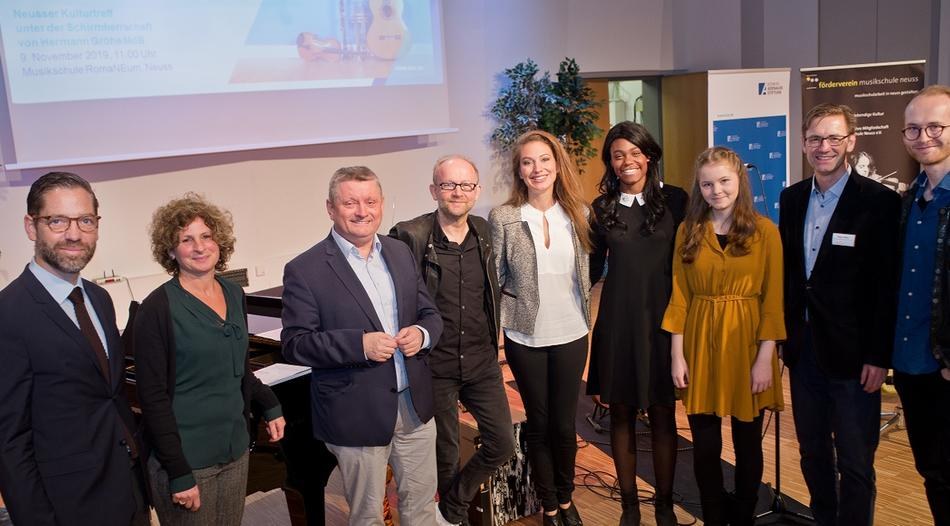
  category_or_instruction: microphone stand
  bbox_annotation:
[757,365,814,524]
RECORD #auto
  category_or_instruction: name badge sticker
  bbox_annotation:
[831,233,856,247]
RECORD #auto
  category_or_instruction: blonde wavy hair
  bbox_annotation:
[679,147,759,264]
[505,129,592,252]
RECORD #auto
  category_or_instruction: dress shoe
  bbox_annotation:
[559,502,583,526]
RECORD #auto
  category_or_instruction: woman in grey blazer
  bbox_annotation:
[489,129,592,526]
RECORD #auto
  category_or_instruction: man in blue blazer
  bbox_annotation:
[281,166,443,526]
[780,104,901,526]
[0,172,149,526]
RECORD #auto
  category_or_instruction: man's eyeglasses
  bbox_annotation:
[901,124,948,141]
[33,215,100,233]
[804,134,852,148]
[436,182,479,192]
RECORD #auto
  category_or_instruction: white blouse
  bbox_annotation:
[505,202,589,347]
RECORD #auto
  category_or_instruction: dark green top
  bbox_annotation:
[165,277,252,491]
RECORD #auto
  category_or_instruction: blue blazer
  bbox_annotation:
[281,233,443,447]
[0,267,140,526]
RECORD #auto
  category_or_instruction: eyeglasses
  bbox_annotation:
[901,124,948,140]
[804,134,852,148]
[436,182,479,192]
[33,215,100,233]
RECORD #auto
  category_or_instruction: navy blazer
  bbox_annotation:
[281,233,443,447]
[0,267,140,526]
[779,174,901,378]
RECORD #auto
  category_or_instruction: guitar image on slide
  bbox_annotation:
[366,0,411,60]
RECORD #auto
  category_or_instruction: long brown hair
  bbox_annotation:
[679,147,759,263]
[505,129,592,252]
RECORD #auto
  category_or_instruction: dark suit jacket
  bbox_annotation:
[779,174,901,378]
[280,233,443,447]
[0,267,140,526]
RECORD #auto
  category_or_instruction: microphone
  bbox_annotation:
[744,162,757,170]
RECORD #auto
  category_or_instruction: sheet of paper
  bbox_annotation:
[252,363,311,386]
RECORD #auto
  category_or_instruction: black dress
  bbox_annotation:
[587,185,688,407]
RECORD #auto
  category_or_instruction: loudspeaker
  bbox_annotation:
[459,418,540,526]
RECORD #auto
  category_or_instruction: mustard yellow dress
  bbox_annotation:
[661,216,785,422]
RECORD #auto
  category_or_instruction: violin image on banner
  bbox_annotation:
[296,32,343,62]
[366,0,410,60]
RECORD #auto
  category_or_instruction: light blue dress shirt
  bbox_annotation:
[804,171,851,279]
[29,259,110,357]
[331,229,429,392]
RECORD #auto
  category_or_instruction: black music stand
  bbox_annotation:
[756,407,814,524]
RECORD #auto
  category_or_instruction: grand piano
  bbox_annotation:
[123,286,338,526]
[245,287,338,526]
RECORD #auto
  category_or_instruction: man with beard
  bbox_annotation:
[892,85,950,525]
[0,172,149,526]
[390,155,514,526]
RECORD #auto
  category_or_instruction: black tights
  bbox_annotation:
[687,411,764,525]
[609,403,677,502]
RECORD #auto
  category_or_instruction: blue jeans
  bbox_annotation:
[789,326,880,526]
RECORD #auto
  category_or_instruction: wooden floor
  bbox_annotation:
[320,284,935,525]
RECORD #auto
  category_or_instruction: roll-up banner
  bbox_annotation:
[800,60,925,192]
[708,68,791,224]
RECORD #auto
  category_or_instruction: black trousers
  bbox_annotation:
[504,334,588,512]
[432,361,515,524]
[687,411,764,526]
[894,370,950,526]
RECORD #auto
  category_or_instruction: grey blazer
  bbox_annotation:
[488,203,591,336]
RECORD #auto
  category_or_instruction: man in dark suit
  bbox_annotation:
[779,104,901,526]
[281,166,443,526]
[0,172,149,526]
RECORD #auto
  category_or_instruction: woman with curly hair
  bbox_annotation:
[489,129,592,526]
[661,147,785,526]
[588,122,687,525]
[133,194,285,525]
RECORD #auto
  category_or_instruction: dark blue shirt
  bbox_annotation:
[893,172,950,374]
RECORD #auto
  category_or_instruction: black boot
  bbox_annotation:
[619,494,640,526]
[725,491,757,526]
[653,495,676,526]
[700,493,726,526]
[542,511,564,526]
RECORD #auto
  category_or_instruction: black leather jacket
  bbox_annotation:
[389,211,500,344]
[900,182,950,369]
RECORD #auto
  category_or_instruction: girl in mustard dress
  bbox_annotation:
[661,147,785,526]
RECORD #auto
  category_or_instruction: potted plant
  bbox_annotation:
[489,58,601,168]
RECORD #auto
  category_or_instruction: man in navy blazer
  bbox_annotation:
[281,166,443,526]
[779,104,901,526]
[0,172,149,526]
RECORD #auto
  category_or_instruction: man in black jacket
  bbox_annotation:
[779,104,901,526]
[893,84,950,525]
[390,155,514,526]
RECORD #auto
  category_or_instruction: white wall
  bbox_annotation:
[1,0,946,308]
[0,0,674,303]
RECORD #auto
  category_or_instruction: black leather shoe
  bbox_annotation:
[542,511,564,526]
[559,502,583,526]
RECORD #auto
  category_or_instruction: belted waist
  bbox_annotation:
[694,294,756,302]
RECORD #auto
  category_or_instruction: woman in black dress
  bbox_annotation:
[588,122,687,526]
